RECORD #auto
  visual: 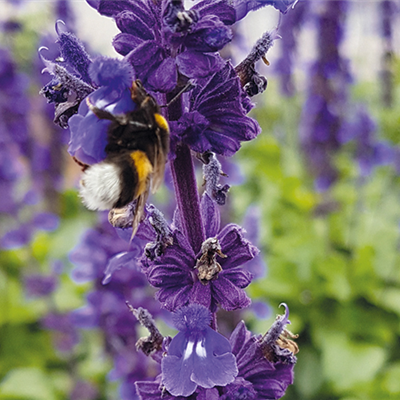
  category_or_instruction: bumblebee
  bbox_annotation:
[78,80,169,236]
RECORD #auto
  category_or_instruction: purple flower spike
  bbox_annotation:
[161,304,238,397]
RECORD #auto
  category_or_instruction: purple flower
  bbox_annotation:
[340,107,394,176]
[55,20,92,83]
[0,47,29,150]
[93,0,234,92]
[171,63,260,157]
[221,304,297,399]
[24,274,58,298]
[42,313,80,352]
[274,1,308,96]
[36,1,300,397]
[135,304,297,399]
[39,23,95,128]
[142,194,257,312]
[233,0,300,21]
[161,304,237,397]
[68,57,135,164]
[299,0,349,191]
[68,213,164,399]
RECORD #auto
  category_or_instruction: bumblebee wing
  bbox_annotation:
[150,134,166,194]
[130,182,150,241]
[150,113,169,193]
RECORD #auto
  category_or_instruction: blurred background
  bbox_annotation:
[1,0,400,399]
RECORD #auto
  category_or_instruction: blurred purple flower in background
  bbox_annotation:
[300,0,350,191]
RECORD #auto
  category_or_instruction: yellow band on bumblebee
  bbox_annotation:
[130,150,153,197]
[154,113,169,132]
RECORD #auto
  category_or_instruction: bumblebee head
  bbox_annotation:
[79,161,122,211]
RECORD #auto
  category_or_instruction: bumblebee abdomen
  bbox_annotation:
[79,161,123,211]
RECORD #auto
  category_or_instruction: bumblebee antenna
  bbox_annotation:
[161,81,194,108]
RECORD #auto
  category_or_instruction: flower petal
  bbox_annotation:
[211,275,251,311]
[218,224,259,269]
[176,50,224,79]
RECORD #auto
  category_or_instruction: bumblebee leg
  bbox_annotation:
[86,97,116,121]
[72,156,89,172]
[127,120,152,130]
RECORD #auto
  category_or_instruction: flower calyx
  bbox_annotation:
[235,30,279,96]
[260,303,299,364]
[126,303,163,356]
[201,151,230,206]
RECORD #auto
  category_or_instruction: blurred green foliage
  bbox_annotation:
[234,76,400,400]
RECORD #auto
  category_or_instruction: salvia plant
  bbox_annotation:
[38,0,300,399]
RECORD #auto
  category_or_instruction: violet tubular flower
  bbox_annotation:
[68,56,136,164]
[161,304,237,397]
